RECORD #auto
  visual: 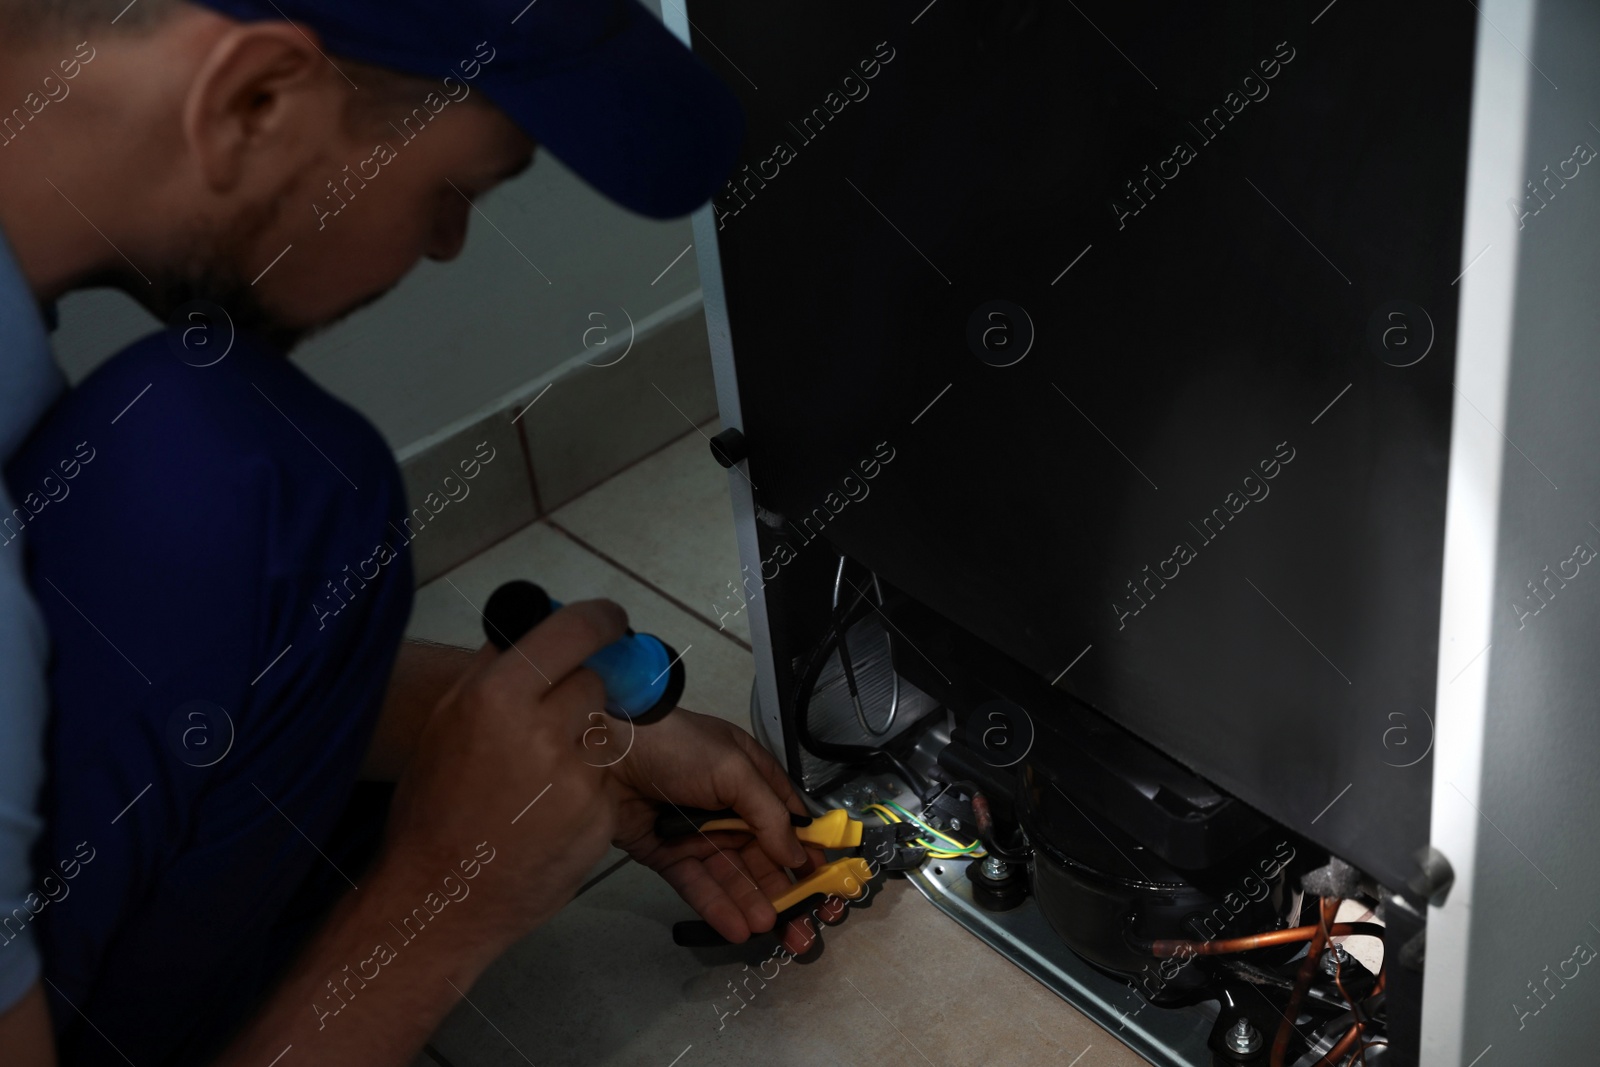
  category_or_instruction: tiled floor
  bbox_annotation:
[405,423,1147,1067]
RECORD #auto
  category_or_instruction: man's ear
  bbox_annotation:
[182,21,339,194]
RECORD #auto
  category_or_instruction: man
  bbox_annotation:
[0,0,818,1062]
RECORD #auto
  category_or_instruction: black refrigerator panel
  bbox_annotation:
[689,0,1475,891]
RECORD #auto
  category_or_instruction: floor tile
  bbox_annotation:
[549,420,751,647]
[426,861,1147,1067]
[406,520,755,728]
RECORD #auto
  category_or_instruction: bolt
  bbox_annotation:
[980,855,1011,880]
[949,817,962,832]
[840,788,860,810]
[881,780,898,795]
[1320,944,1352,977]
[1224,1017,1261,1055]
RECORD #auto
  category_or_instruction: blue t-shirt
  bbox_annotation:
[7,327,414,1061]
[0,224,65,1011]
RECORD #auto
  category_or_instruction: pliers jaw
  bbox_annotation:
[860,822,929,871]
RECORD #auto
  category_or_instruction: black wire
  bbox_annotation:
[793,576,932,801]
[835,612,864,703]
[882,752,931,799]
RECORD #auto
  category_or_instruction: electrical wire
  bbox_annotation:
[865,802,960,858]
[794,573,932,800]
[866,802,979,858]
[832,556,899,737]
[864,801,985,859]
[883,799,984,856]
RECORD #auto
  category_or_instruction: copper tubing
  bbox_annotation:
[1271,897,1340,1067]
[1318,966,1395,1067]
[1149,921,1386,959]
[1316,1022,1363,1067]
[1316,945,1382,1067]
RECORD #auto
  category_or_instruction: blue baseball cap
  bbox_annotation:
[191,0,745,218]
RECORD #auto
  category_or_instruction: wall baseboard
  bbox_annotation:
[398,303,716,585]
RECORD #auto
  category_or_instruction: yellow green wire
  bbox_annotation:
[885,800,982,853]
[864,803,901,824]
[866,800,984,859]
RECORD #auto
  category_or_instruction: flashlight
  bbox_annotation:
[482,580,684,724]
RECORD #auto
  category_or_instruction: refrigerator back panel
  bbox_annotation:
[687,0,1476,889]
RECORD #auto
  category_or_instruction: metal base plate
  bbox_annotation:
[902,856,1217,1067]
[774,678,1220,1066]
[810,769,1218,1066]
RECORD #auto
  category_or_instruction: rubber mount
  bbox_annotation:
[631,646,686,725]
[965,858,1029,912]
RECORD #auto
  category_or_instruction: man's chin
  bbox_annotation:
[129,206,412,355]
[137,274,396,356]
[247,283,400,354]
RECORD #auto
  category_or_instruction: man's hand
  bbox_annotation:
[363,639,477,781]
[218,598,631,1066]
[379,599,631,940]
[605,709,827,952]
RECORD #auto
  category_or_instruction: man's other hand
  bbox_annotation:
[605,709,825,952]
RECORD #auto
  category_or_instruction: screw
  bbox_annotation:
[1320,944,1352,977]
[980,855,1011,880]
[840,788,860,810]
[1224,1017,1261,1054]
[881,780,898,795]
[949,817,962,832]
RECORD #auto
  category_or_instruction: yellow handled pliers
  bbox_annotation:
[658,807,921,946]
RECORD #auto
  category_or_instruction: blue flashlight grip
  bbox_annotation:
[482,581,682,723]
[547,598,682,721]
